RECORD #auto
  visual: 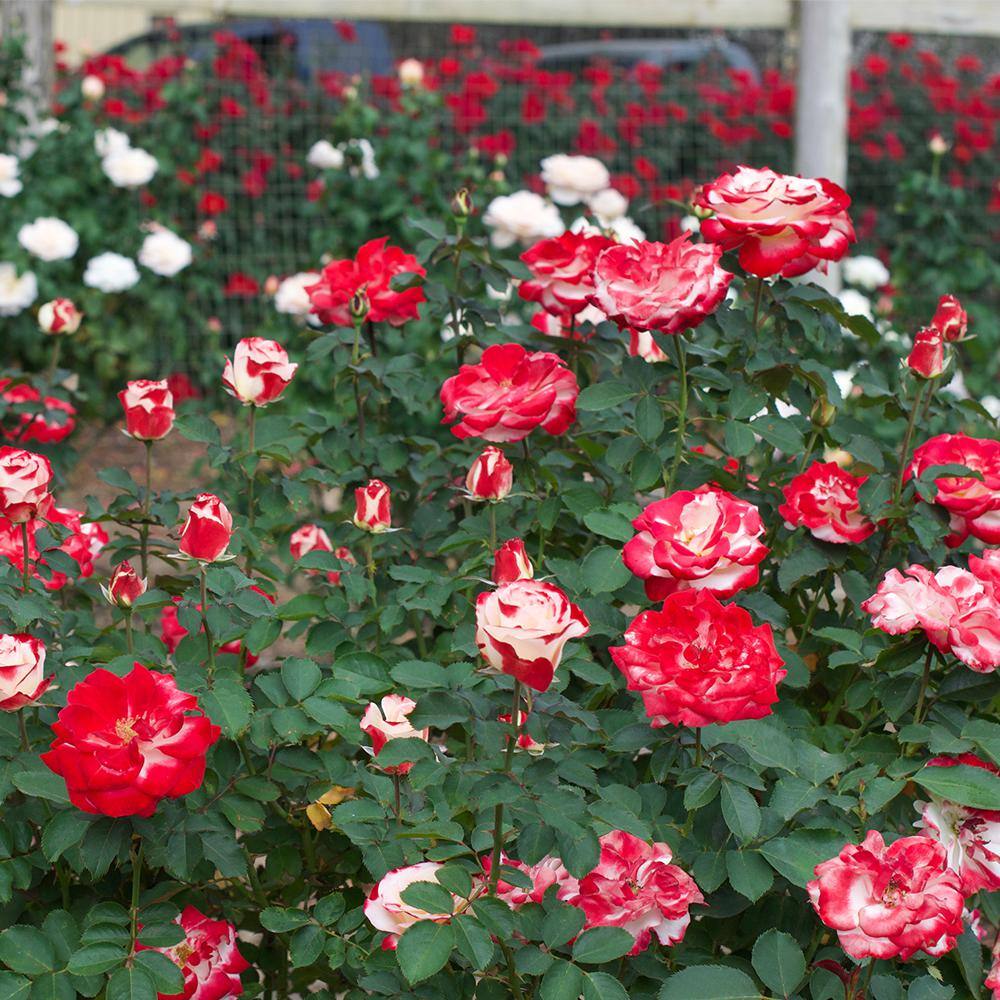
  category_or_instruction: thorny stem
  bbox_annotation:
[393,772,402,825]
[752,276,765,331]
[240,407,257,674]
[913,645,935,726]
[18,711,29,751]
[125,611,134,654]
[140,441,152,580]
[892,381,926,504]
[200,565,216,680]
[664,335,688,494]
[128,839,144,960]
[488,681,522,894]
[20,521,30,592]
[488,503,497,553]
[352,320,366,448]
[693,728,702,767]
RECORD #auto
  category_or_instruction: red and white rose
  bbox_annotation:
[119,379,176,441]
[0,634,48,711]
[353,479,391,533]
[359,694,430,775]
[519,230,612,319]
[493,538,534,585]
[0,447,52,523]
[779,461,875,544]
[465,446,514,501]
[179,493,233,562]
[363,862,458,950]
[222,337,298,406]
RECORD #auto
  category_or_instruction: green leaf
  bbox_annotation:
[281,658,322,702]
[571,927,634,965]
[0,972,30,1000]
[26,972,74,1000]
[580,546,631,594]
[776,542,830,591]
[133,952,184,996]
[452,915,494,970]
[105,965,157,1000]
[760,829,845,887]
[260,908,310,932]
[658,965,760,1000]
[471,896,515,938]
[290,925,325,968]
[540,960,584,1000]
[751,929,806,995]
[634,395,664,443]
[576,382,636,412]
[720,782,761,844]
[684,771,720,811]
[582,510,634,543]
[542,903,586,950]
[201,677,254,737]
[395,920,454,985]
[583,972,630,1000]
[66,944,127,976]
[41,811,93,862]
[11,769,69,805]
[0,927,55,975]
[399,881,456,916]
[914,762,1000,810]
[726,851,773,902]
[723,421,756,458]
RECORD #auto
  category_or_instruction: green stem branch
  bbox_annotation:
[200,566,216,680]
[664,335,689,494]
[140,441,152,580]
[20,521,30,592]
[488,681,522,894]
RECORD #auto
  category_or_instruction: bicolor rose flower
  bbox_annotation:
[179,493,233,562]
[623,485,768,601]
[160,587,273,665]
[42,663,220,816]
[561,830,703,955]
[364,862,458,950]
[907,327,946,379]
[483,190,564,249]
[540,154,611,205]
[141,905,248,1000]
[359,694,430,775]
[222,337,298,406]
[103,561,146,608]
[440,343,579,443]
[307,237,426,327]
[695,165,856,278]
[519,230,613,319]
[779,461,875,544]
[290,524,355,584]
[931,294,967,342]
[914,754,1000,894]
[906,434,1000,546]
[0,634,49,711]
[37,298,82,335]
[493,538,534,585]
[118,379,175,441]
[475,579,589,692]
[611,589,785,727]
[498,710,547,754]
[0,380,76,445]
[353,479,391,533]
[807,830,964,961]
[466,446,514,501]
[590,235,733,334]
[628,329,670,363]
[0,447,52,523]
[480,853,578,909]
[0,506,106,591]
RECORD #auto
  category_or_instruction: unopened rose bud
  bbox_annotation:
[493,538,533,585]
[930,294,967,343]
[119,379,176,441]
[353,479,391,533]
[823,448,854,468]
[198,220,217,240]
[810,396,837,428]
[450,187,472,220]
[103,561,147,608]
[398,58,424,87]
[179,492,234,562]
[466,446,513,501]
[928,133,950,156]
[343,85,358,101]
[38,298,82,335]
[207,317,222,334]
[350,288,370,323]
[906,327,946,379]
[221,337,297,407]
[81,75,105,101]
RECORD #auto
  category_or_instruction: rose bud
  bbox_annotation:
[0,446,53,523]
[907,327,946,379]
[118,379,176,441]
[353,479,391,533]
[179,493,234,562]
[931,294,967,342]
[450,186,472,219]
[221,337,298,407]
[103,561,147,608]
[398,58,426,88]
[0,634,49,711]
[38,298,82,335]
[360,694,430,775]
[81,75,105,101]
[466,446,513,501]
[493,538,534,585]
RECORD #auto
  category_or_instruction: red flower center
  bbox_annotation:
[882,875,907,907]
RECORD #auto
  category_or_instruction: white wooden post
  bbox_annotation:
[1,0,55,124]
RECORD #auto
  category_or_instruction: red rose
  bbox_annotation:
[807,830,964,960]
[359,694,430,775]
[610,589,785,727]
[931,294,968,342]
[561,830,703,955]
[141,905,249,1000]
[440,343,579,443]
[0,380,76,444]
[493,538,533,585]
[906,434,1000,545]
[37,297,82,335]
[907,327,946,379]
[0,634,49,711]
[623,485,768,600]
[696,165,856,278]
[198,191,228,215]
[519,230,613,319]
[223,273,259,298]
[465,446,513,501]
[590,235,733,334]
[222,337,297,406]
[0,447,52,523]
[450,24,476,45]
[42,663,220,817]
[104,560,146,608]
[353,479,391,533]
[118,379,175,441]
[307,237,426,328]
[179,493,233,562]
[779,461,876,544]
[475,579,589,692]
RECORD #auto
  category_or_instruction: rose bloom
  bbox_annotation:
[519,230,613,319]
[222,337,298,407]
[779,461,875,544]
[807,830,964,961]
[561,831,703,955]
[306,140,344,170]
[989,949,1000,1000]
[119,379,175,441]
[290,524,356,584]
[588,187,629,223]
[398,58,424,87]
[0,380,76,445]
[141,905,249,1000]
[0,446,52,523]
[81,74,105,100]
[0,153,22,197]
[481,852,578,908]
[0,634,49,711]
[540,154,611,205]
[353,479,391,532]
[138,228,193,276]
[160,588,274,665]
[914,754,1000,895]
[42,663,220,817]
[611,589,785,727]
[590,235,733,334]
[931,294,967,342]
[274,271,320,317]
[94,128,130,158]
[307,237,426,327]
[906,434,1000,546]
[493,538,533,585]
[102,146,158,188]
[842,254,890,291]
[476,579,590,692]
[440,343,579,443]
[364,862,458,950]
[103,561,147,608]
[907,327,946,379]
[17,217,79,262]
[83,252,140,293]
[483,190,565,249]
[179,493,233,562]
[623,485,768,601]
[359,694,430,775]
[38,298,82,334]
[628,329,670,363]
[695,165,856,278]
[466,446,514,501]
[0,263,38,317]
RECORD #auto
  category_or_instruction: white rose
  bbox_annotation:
[102,146,158,188]
[398,58,424,86]
[0,263,37,316]
[680,215,701,234]
[483,190,564,249]
[138,228,193,276]
[83,252,140,293]
[81,75,105,100]
[345,138,379,179]
[274,271,320,317]
[540,153,610,205]
[842,255,890,291]
[837,288,873,320]
[306,140,344,170]
[606,215,646,243]
[18,217,79,261]
[981,396,1000,420]
[0,154,22,197]
[94,128,130,158]
[364,862,457,946]
[587,187,627,222]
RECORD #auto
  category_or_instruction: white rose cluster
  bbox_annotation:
[540,154,610,205]
[0,263,38,316]
[18,217,79,261]
[483,191,564,249]
[96,130,158,188]
[842,255,890,291]
[0,154,22,197]
[306,138,379,179]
